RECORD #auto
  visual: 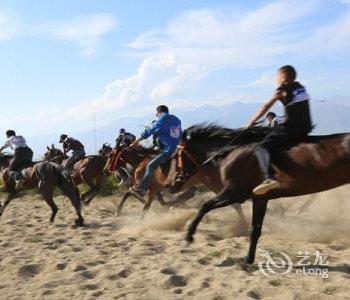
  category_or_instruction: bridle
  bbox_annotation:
[176,143,201,175]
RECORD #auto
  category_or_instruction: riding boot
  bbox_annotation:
[253,147,280,195]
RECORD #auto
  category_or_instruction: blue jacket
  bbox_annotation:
[141,112,182,155]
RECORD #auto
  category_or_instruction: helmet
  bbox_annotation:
[119,128,126,134]
[59,134,68,143]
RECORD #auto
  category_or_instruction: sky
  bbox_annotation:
[0,0,350,146]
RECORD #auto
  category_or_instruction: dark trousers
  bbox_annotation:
[259,127,309,153]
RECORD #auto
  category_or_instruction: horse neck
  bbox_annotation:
[123,148,153,167]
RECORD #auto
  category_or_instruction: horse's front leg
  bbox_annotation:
[245,199,268,264]
[186,188,246,243]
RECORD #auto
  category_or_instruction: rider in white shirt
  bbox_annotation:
[0,130,33,182]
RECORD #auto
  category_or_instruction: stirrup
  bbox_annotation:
[253,179,280,195]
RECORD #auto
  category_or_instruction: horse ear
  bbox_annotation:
[52,144,55,149]
[47,146,50,150]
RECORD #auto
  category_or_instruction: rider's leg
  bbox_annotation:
[253,129,287,195]
[131,152,170,196]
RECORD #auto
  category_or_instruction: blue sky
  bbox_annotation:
[0,0,350,143]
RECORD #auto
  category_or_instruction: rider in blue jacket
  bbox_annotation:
[129,105,182,198]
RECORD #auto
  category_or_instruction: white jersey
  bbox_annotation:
[2,135,28,151]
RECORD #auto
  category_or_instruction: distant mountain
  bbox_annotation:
[27,100,350,158]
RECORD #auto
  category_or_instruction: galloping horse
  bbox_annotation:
[44,145,106,205]
[171,124,350,264]
[111,144,249,229]
[104,145,166,214]
[0,161,84,226]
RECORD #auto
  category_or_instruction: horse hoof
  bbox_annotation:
[245,256,254,265]
[185,235,194,244]
[74,219,85,227]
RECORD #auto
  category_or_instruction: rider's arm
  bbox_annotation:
[246,91,282,128]
[131,120,162,147]
[0,140,10,151]
[141,119,162,139]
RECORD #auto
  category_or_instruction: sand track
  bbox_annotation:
[0,186,349,299]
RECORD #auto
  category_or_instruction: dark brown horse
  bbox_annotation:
[170,124,350,264]
[44,145,106,205]
[0,161,84,226]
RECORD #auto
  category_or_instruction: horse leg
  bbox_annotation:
[68,187,84,227]
[0,193,15,217]
[186,188,246,243]
[117,190,144,216]
[43,196,59,223]
[143,190,155,213]
[155,191,165,206]
[38,180,58,223]
[81,175,97,206]
[245,199,268,264]
[58,176,84,226]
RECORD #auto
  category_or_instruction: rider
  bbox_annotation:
[59,134,86,178]
[0,130,33,183]
[266,112,285,128]
[266,112,278,128]
[129,105,182,198]
[116,129,136,148]
[246,65,313,195]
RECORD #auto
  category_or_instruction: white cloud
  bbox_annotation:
[41,13,117,57]
[4,0,350,136]
[0,12,20,40]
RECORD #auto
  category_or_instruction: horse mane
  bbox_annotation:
[184,123,273,155]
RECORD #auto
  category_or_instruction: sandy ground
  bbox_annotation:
[0,185,349,300]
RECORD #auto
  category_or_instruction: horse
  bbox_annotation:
[170,124,350,264]
[44,145,106,205]
[0,153,12,172]
[0,161,84,226]
[104,145,167,214]
[111,145,248,229]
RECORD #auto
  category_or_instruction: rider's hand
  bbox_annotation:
[130,141,139,147]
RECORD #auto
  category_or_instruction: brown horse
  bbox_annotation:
[44,145,106,205]
[170,124,350,264]
[0,161,84,226]
[112,145,248,229]
[104,145,167,214]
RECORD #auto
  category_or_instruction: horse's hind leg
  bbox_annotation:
[245,199,268,264]
[81,174,98,206]
[186,188,246,243]
[155,191,165,206]
[116,191,131,216]
[142,190,156,214]
[0,193,15,217]
[44,196,59,223]
[39,180,58,223]
[69,187,84,227]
